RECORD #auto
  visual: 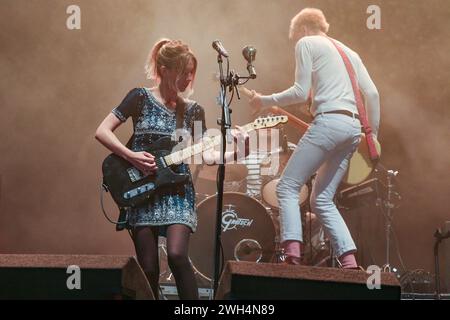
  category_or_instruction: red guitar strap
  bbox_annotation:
[327,37,380,162]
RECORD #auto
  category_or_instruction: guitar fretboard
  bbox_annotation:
[163,123,254,166]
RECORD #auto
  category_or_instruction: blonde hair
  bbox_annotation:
[289,8,329,39]
[144,38,197,94]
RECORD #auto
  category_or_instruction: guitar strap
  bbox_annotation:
[174,97,189,196]
[175,96,186,130]
[327,37,380,162]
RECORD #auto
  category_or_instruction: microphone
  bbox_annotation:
[212,40,229,58]
[242,45,257,79]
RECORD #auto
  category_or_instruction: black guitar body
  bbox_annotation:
[102,136,189,208]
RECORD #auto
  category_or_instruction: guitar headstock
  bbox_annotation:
[251,115,288,129]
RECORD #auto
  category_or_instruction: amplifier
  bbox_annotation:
[337,178,385,210]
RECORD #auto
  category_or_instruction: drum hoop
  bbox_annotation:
[261,178,309,210]
[196,191,268,210]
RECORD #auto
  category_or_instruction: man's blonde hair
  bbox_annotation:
[289,8,329,39]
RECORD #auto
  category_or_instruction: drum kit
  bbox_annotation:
[158,135,332,286]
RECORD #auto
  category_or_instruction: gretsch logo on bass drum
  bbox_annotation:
[221,205,253,232]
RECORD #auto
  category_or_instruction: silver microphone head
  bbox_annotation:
[242,46,257,63]
[212,40,229,57]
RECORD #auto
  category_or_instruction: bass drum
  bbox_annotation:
[189,192,276,280]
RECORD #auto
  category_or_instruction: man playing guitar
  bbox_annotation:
[249,8,380,268]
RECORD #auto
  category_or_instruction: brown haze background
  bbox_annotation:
[0,0,449,288]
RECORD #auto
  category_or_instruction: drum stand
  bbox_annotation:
[434,227,450,299]
[380,169,399,273]
[273,232,285,263]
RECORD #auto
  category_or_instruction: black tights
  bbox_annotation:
[131,224,198,300]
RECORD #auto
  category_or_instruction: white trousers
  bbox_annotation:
[276,113,361,257]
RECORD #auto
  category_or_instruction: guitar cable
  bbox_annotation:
[100,183,124,226]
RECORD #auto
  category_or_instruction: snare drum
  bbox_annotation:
[260,142,311,210]
[262,178,309,210]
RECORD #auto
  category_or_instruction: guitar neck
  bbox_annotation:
[269,106,310,133]
[164,123,255,166]
[239,87,310,134]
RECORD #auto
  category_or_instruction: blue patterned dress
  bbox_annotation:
[112,87,207,233]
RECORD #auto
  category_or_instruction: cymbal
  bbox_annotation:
[190,164,248,182]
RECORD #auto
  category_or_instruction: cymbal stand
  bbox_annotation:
[382,169,399,272]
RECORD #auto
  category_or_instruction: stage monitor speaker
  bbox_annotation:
[0,254,154,300]
[216,261,401,300]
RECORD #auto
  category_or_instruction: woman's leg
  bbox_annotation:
[166,224,199,300]
[130,226,160,299]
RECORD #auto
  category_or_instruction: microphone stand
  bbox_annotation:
[434,228,450,300]
[212,52,255,299]
[212,53,230,299]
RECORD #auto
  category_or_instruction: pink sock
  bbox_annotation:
[282,240,301,258]
[338,252,357,269]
